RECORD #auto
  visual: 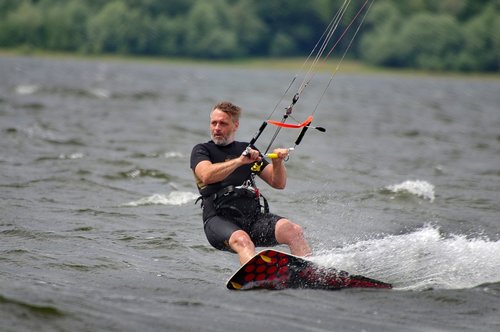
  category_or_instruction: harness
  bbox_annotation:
[196,183,270,220]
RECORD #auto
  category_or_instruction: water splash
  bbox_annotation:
[123,191,199,207]
[15,84,39,95]
[109,168,172,180]
[385,180,435,202]
[163,151,184,159]
[88,88,111,99]
[58,152,84,160]
[311,225,500,291]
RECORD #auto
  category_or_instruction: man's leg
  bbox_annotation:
[275,218,312,257]
[229,230,256,265]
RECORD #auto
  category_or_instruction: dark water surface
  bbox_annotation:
[1,55,499,331]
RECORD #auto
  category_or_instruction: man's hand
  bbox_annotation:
[271,148,289,161]
[258,147,288,189]
[240,147,262,164]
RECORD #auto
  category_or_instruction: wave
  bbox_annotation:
[15,84,39,95]
[105,168,172,181]
[163,151,184,159]
[35,152,85,161]
[13,84,159,100]
[129,151,184,159]
[384,180,435,202]
[123,191,199,207]
[311,225,500,291]
[8,123,86,146]
[0,294,64,317]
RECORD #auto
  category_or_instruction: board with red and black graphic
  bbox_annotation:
[226,249,392,290]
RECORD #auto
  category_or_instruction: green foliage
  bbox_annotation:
[360,1,403,66]
[396,14,464,71]
[255,0,325,55]
[87,1,148,54]
[44,1,89,51]
[359,0,498,71]
[0,1,44,48]
[269,33,297,57]
[123,0,196,17]
[0,0,497,72]
[0,0,21,19]
[459,5,500,71]
[182,0,237,58]
[229,0,267,55]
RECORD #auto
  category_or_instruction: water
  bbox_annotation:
[1,55,499,331]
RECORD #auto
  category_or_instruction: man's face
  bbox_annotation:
[210,109,238,146]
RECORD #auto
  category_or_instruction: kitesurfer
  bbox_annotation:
[190,101,311,264]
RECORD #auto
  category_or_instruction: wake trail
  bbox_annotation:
[310,225,500,290]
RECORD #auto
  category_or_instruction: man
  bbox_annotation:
[190,101,311,265]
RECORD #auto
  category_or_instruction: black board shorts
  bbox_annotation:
[204,213,282,251]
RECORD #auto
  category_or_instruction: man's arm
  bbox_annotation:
[194,148,261,185]
[259,148,288,189]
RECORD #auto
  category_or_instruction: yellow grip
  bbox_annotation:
[266,153,278,159]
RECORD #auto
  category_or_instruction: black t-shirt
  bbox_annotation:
[190,140,269,197]
[191,141,269,221]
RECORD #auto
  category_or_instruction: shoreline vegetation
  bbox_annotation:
[1,1,498,73]
[1,48,498,80]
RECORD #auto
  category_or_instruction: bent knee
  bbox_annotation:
[276,219,305,240]
[229,230,253,248]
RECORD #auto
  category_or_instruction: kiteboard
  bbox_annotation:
[226,249,392,290]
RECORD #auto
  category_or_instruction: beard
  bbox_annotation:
[211,132,235,146]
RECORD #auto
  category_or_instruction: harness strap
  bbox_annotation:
[260,193,270,214]
[195,185,270,214]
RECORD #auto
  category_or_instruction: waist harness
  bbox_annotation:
[196,185,270,220]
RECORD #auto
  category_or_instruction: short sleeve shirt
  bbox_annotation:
[190,140,269,196]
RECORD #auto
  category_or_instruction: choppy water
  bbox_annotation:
[1,55,499,331]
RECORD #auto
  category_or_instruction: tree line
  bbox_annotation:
[0,0,498,72]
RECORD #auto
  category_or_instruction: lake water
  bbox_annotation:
[1,55,499,331]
